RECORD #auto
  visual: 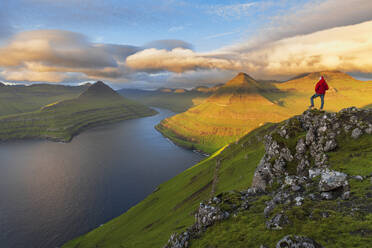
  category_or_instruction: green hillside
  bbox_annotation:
[0,81,156,142]
[0,83,90,117]
[157,71,372,154]
[63,107,372,248]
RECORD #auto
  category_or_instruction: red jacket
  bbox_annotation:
[315,76,329,94]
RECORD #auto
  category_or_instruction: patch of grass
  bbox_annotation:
[328,134,372,176]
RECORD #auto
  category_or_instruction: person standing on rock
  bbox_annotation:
[309,76,329,110]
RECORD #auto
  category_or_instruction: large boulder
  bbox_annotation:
[318,169,348,192]
[276,235,324,248]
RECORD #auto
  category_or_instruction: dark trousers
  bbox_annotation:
[310,93,325,109]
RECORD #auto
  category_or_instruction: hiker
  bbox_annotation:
[309,76,329,110]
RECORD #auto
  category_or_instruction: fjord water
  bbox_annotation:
[0,108,204,248]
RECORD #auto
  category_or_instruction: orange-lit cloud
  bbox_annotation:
[126,48,243,73]
[126,20,372,78]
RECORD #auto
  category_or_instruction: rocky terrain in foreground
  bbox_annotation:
[164,107,372,248]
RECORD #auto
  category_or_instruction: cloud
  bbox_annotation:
[127,21,372,78]
[143,40,193,50]
[126,48,243,73]
[221,0,372,53]
[206,2,257,19]
[203,31,239,40]
[0,29,139,82]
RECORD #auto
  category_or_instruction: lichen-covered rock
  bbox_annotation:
[195,203,229,230]
[295,196,304,206]
[323,139,337,152]
[163,232,190,248]
[318,169,348,192]
[276,235,324,248]
[351,128,362,139]
[296,138,306,154]
[266,213,290,230]
[308,168,322,179]
[321,192,333,200]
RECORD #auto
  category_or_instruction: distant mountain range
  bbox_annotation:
[0,81,156,142]
[156,71,372,153]
[118,85,221,113]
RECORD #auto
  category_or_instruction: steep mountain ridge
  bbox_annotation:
[157,71,372,153]
[63,106,372,248]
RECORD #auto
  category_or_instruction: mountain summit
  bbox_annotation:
[79,81,120,99]
[156,72,289,152]
[224,72,259,87]
[209,72,270,104]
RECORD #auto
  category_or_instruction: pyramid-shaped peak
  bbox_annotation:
[224,72,258,88]
[79,81,120,99]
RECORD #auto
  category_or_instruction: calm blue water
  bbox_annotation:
[0,108,204,248]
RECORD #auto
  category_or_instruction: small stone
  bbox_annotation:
[351,128,362,139]
[295,138,306,154]
[295,196,304,206]
[353,175,363,181]
[365,127,372,135]
[342,191,350,200]
[321,212,330,218]
[308,193,316,200]
[264,201,275,217]
[321,192,333,200]
[266,214,290,230]
[292,185,301,192]
[324,139,337,152]
[309,168,322,179]
[318,126,327,133]
[344,124,352,133]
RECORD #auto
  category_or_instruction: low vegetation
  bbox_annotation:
[63,107,372,248]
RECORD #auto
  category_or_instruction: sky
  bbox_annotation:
[0,0,372,89]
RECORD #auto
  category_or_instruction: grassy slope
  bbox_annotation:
[118,89,211,113]
[157,71,372,154]
[64,112,372,248]
[0,90,156,142]
[191,133,372,248]
[0,84,89,117]
[62,123,273,248]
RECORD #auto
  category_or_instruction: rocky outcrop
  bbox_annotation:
[275,235,324,248]
[163,107,371,248]
[252,107,371,192]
